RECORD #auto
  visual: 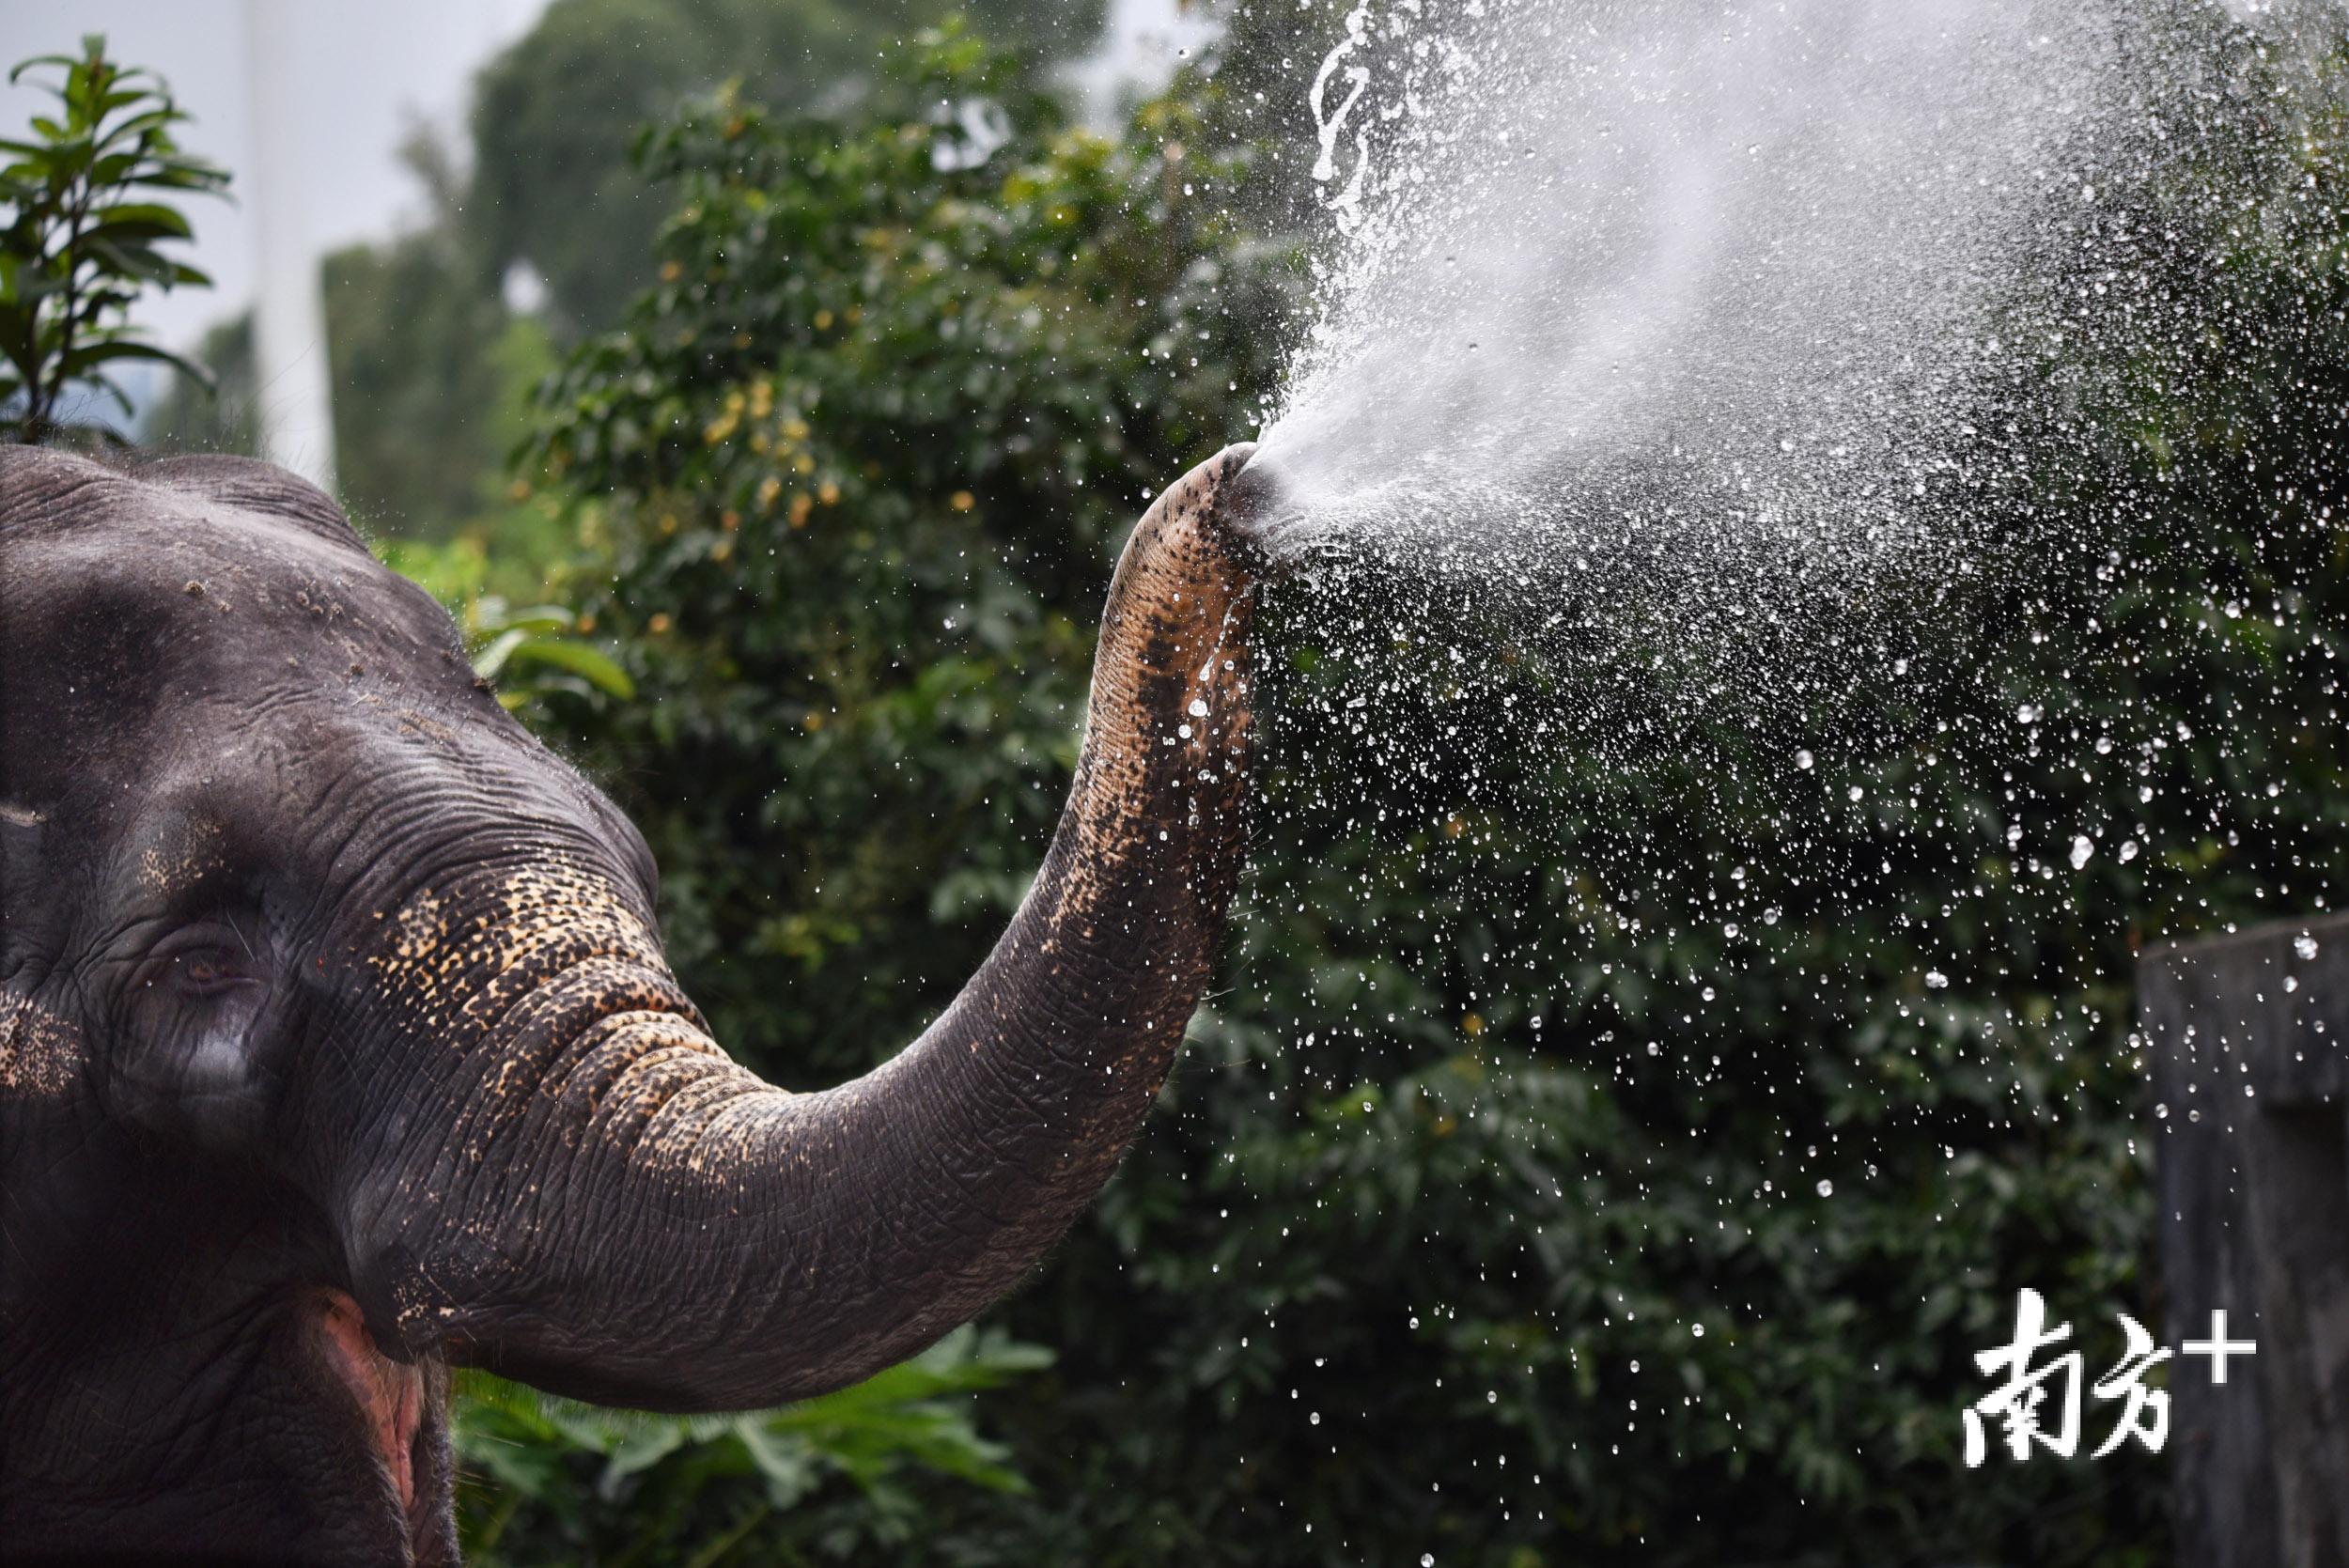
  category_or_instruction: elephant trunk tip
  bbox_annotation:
[1209,441,1305,573]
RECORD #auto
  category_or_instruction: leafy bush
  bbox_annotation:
[456,1327,1049,1565]
[376,532,634,720]
[521,23,1285,1045]
[488,22,2345,1568]
[467,0,1110,334]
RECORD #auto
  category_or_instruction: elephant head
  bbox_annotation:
[0,441,1270,1563]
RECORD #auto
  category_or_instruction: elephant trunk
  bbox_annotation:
[347,443,1267,1409]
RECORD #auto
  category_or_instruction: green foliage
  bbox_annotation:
[377,532,634,718]
[468,0,1110,334]
[490,23,2349,1567]
[456,1327,1050,1565]
[323,225,509,535]
[0,33,226,442]
[318,121,616,708]
[148,170,557,536]
[145,0,1118,545]
[519,23,1288,1064]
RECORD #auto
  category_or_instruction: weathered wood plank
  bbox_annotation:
[2142,911,2349,1568]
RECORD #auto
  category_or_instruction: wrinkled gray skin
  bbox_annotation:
[0,442,1268,1564]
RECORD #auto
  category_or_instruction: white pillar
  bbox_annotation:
[242,0,336,493]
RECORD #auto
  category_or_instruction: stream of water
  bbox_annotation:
[1252,0,2148,599]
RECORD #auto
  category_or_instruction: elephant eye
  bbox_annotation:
[149,926,269,1000]
[116,915,279,1143]
[174,951,251,994]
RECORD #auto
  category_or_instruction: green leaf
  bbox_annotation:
[735,1423,821,1509]
[596,1421,689,1500]
[470,627,528,681]
[487,604,579,636]
[500,637,636,698]
[81,200,194,240]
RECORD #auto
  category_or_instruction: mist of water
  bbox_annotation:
[1248,0,2139,598]
[1221,0,2342,1002]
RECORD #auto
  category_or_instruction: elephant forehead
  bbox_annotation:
[8,489,630,873]
[9,492,482,750]
[141,519,471,690]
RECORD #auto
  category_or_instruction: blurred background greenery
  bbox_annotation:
[12,1,2348,1561]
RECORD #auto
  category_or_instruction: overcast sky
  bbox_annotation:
[1,0,1218,356]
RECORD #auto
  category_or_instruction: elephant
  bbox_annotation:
[0,439,1270,1564]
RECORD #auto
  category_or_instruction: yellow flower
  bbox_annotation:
[658,513,679,535]
[660,259,682,282]
[789,493,814,528]
[814,308,834,331]
[647,613,673,635]
[1461,1012,1486,1037]
[792,452,816,475]
[950,490,975,512]
[720,509,740,531]
[756,475,783,511]
[818,481,840,505]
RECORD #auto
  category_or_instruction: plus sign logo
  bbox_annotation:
[1962,1292,2257,1466]
[2181,1308,2257,1384]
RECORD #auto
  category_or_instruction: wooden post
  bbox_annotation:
[2141,911,2349,1568]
